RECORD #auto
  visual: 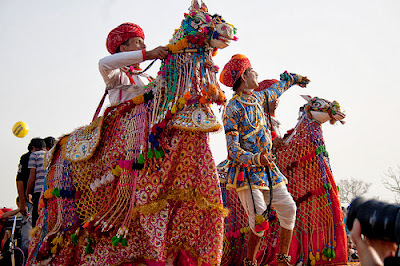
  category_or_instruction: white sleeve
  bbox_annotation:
[98,50,145,86]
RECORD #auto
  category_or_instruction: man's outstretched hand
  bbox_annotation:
[145,46,168,60]
[299,76,310,88]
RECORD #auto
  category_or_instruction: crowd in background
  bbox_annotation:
[0,136,55,265]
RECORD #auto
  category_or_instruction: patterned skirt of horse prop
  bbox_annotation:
[219,95,348,266]
[27,1,236,265]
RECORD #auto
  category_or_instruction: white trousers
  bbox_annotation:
[237,184,296,237]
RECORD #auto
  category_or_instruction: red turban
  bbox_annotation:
[106,23,145,54]
[219,54,251,87]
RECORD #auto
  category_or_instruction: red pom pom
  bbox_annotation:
[237,171,244,181]
[82,222,91,229]
[75,191,83,200]
[158,120,167,129]
[255,224,263,233]
[165,110,173,120]
[271,131,277,140]
[262,220,269,230]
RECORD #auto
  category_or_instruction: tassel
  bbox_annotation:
[71,234,78,246]
[143,91,154,102]
[59,189,67,198]
[51,245,58,254]
[271,131,277,140]
[121,237,128,247]
[218,90,226,102]
[171,104,177,114]
[82,222,91,229]
[137,153,145,164]
[52,187,61,198]
[199,96,208,104]
[111,165,122,177]
[327,248,332,258]
[152,141,160,149]
[111,235,120,247]
[75,190,83,199]
[261,220,269,230]
[178,97,187,106]
[58,235,64,244]
[86,244,94,254]
[132,163,144,170]
[237,171,244,181]
[155,149,162,159]
[132,94,144,105]
[148,133,156,143]
[255,215,264,225]
[39,200,45,209]
[177,101,185,110]
[184,91,191,100]
[165,110,173,120]
[237,163,247,182]
[212,48,218,57]
[44,189,53,199]
[158,120,167,129]
[147,149,154,159]
[254,224,263,233]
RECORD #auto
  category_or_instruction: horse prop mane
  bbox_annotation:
[27,1,236,265]
[219,95,347,266]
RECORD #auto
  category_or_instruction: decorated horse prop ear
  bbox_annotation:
[191,0,200,10]
[301,95,312,102]
[201,0,208,12]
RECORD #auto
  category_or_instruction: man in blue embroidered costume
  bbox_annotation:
[220,54,310,266]
[99,23,168,104]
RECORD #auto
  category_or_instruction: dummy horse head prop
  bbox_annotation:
[169,0,236,52]
[300,95,345,125]
[219,95,347,266]
[28,1,236,265]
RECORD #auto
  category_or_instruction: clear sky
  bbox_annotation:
[1,0,399,208]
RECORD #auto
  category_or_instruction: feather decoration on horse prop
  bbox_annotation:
[219,95,348,266]
[27,1,236,265]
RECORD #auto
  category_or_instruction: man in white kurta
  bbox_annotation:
[99,22,168,104]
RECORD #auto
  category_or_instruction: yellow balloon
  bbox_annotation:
[12,121,29,138]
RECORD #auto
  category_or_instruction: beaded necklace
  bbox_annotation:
[234,92,265,130]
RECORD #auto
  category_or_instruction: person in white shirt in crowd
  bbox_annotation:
[26,138,46,227]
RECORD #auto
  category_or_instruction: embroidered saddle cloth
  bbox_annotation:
[62,116,104,162]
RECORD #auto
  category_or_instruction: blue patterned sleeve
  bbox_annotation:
[224,104,255,166]
[258,73,305,105]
